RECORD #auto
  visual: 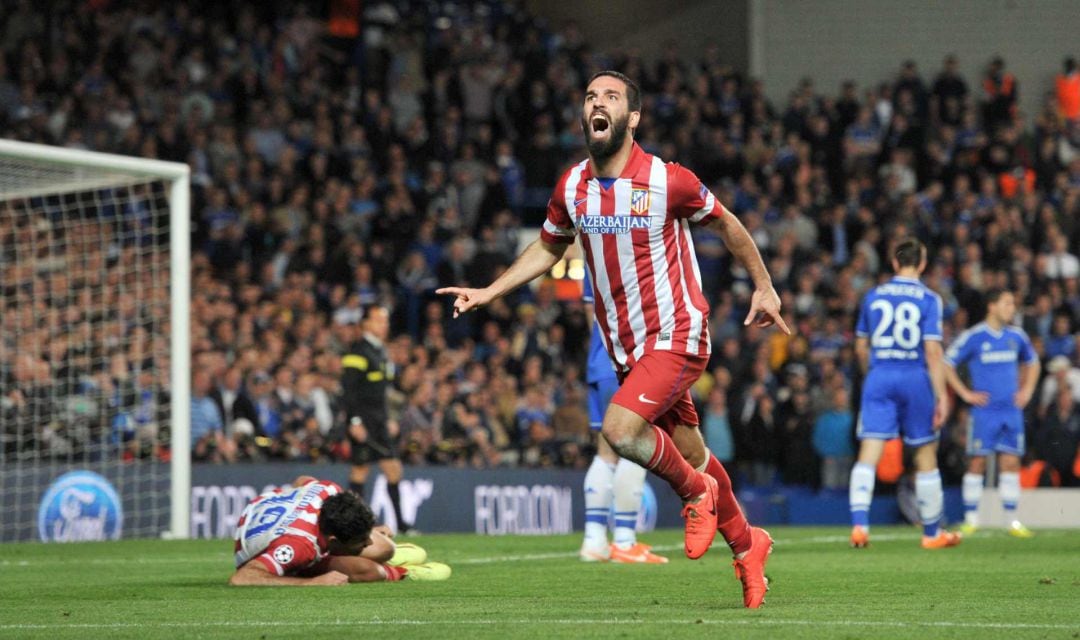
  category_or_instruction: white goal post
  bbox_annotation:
[0,139,191,541]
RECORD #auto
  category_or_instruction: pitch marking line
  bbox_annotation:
[1,619,1077,631]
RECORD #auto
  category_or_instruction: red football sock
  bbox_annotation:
[705,454,752,555]
[382,564,407,582]
[645,426,706,501]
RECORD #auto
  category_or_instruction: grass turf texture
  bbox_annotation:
[1,526,1078,639]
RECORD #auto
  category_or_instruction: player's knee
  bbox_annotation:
[968,457,987,474]
[682,448,706,469]
[912,444,938,471]
[857,440,884,465]
[600,422,631,450]
[997,454,1021,472]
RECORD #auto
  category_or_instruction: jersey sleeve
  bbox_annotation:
[944,329,973,367]
[254,534,319,576]
[922,292,943,342]
[667,163,725,224]
[1016,329,1038,365]
[540,170,577,245]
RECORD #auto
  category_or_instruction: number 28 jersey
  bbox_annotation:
[233,479,341,575]
[855,276,943,369]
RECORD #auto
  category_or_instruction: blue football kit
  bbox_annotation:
[855,276,944,446]
[945,323,1036,455]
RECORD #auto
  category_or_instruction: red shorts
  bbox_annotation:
[611,350,708,433]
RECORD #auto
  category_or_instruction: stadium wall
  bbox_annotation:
[9,464,1080,542]
[753,0,1080,126]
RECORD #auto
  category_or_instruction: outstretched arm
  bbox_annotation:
[707,213,790,334]
[229,562,348,586]
[437,239,568,317]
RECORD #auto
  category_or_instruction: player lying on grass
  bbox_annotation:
[229,475,449,586]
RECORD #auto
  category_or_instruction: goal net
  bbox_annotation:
[0,139,190,542]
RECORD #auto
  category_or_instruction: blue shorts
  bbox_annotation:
[967,408,1025,456]
[857,367,937,446]
[588,377,619,431]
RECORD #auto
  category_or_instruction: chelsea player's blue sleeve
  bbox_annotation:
[922,292,943,342]
[1017,329,1037,365]
[945,328,973,367]
[854,293,870,338]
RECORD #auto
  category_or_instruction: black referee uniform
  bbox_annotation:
[341,335,397,465]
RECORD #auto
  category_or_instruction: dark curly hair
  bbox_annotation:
[319,491,375,544]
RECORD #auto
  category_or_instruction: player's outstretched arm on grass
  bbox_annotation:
[707,212,790,334]
[325,555,393,583]
[437,239,567,318]
[229,562,348,586]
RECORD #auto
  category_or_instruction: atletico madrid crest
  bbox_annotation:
[630,189,650,214]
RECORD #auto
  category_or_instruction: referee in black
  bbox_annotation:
[341,304,411,533]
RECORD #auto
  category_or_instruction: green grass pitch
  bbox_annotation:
[1,526,1079,639]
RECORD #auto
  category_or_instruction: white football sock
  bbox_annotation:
[962,473,983,527]
[849,462,876,529]
[999,471,1021,522]
[583,456,615,546]
[612,457,646,549]
[916,469,944,537]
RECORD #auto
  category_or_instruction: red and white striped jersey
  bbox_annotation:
[541,143,724,370]
[233,479,341,575]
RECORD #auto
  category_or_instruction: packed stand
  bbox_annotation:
[1,1,1078,484]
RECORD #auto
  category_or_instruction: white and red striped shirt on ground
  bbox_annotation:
[541,143,725,371]
[233,479,340,575]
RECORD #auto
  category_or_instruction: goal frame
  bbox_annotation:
[0,138,191,539]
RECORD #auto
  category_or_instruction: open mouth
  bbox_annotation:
[591,114,610,133]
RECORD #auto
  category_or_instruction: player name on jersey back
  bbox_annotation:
[873,282,929,299]
[856,276,943,368]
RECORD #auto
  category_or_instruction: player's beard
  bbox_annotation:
[582,111,630,162]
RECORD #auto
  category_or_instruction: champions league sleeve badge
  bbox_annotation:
[273,544,295,565]
[38,471,123,542]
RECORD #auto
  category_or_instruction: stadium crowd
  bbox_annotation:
[2,0,1079,487]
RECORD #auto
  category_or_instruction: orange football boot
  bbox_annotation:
[732,527,774,608]
[921,530,962,549]
[609,542,669,564]
[682,473,719,559]
[850,525,870,548]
